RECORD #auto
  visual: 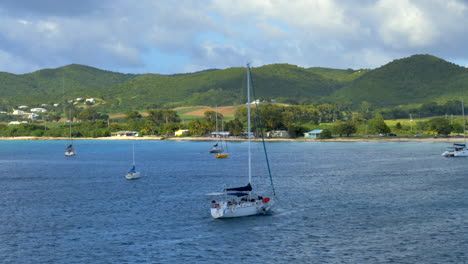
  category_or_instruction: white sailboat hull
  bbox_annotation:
[454,150,468,156]
[125,172,141,180]
[209,147,223,153]
[210,199,273,219]
[442,146,468,157]
[64,150,76,156]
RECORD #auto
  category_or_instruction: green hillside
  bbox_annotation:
[333,54,468,107]
[0,64,136,108]
[307,67,369,82]
[83,64,343,111]
[2,54,468,113]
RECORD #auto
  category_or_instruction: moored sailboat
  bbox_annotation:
[64,109,76,157]
[209,105,224,154]
[442,99,468,157]
[125,142,141,180]
[215,120,229,158]
[208,64,275,219]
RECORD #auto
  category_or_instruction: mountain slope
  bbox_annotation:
[333,54,468,107]
[100,63,343,110]
[0,64,136,108]
[2,55,468,112]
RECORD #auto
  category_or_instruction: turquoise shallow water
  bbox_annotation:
[0,140,467,263]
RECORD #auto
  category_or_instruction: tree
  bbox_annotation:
[77,108,99,121]
[318,129,332,139]
[333,121,357,137]
[367,116,391,134]
[44,112,61,122]
[125,111,142,122]
[287,123,308,138]
[125,111,142,131]
[203,110,223,132]
[225,118,243,136]
[258,104,284,130]
[188,119,205,135]
[395,122,402,130]
[428,117,452,135]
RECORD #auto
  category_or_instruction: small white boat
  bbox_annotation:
[209,143,223,153]
[125,143,141,180]
[442,143,468,157]
[209,105,224,154]
[64,144,76,156]
[125,165,141,180]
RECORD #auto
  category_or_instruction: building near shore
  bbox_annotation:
[267,130,289,138]
[304,129,323,138]
[175,129,189,136]
[112,131,139,137]
[210,131,230,137]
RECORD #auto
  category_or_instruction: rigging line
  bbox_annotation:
[248,65,276,197]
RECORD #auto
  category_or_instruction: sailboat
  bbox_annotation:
[125,142,141,180]
[64,108,76,157]
[442,99,468,157]
[209,105,224,154]
[215,120,229,158]
[208,64,275,219]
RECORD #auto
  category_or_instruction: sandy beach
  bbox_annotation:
[0,136,464,143]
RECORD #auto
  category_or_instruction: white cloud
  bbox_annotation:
[0,0,468,74]
[373,0,438,48]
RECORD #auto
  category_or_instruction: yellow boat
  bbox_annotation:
[215,154,229,159]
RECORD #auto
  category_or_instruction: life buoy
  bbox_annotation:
[262,197,270,203]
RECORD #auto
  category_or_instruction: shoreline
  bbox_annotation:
[0,136,464,143]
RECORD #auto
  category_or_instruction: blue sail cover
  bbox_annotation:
[225,183,252,192]
[128,165,136,173]
[227,192,249,197]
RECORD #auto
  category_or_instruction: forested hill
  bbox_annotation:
[0,64,136,107]
[1,54,468,112]
[332,54,468,107]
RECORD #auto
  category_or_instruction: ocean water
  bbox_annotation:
[0,140,467,263]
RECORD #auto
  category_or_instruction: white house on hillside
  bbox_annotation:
[9,121,27,125]
[18,105,29,109]
[12,110,25,115]
[28,113,39,119]
[31,108,47,113]
[85,98,96,104]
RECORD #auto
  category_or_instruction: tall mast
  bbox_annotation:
[463,99,466,144]
[247,64,252,185]
[69,108,72,143]
[132,142,136,166]
[215,104,218,133]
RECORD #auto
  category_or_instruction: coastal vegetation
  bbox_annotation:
[2,54,468,139]
[3,54,468,113]
[0,101,466,139]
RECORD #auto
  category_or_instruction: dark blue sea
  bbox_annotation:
[0,140,467,263]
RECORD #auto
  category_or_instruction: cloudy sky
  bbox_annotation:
[1,0,468,74]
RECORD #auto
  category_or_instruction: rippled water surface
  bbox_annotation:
[0,140,467,263]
